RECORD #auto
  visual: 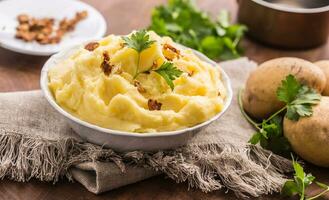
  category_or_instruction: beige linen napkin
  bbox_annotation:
[0,58,291,198]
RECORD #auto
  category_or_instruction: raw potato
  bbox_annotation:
[315,60,329,96]
[243,57,326,119]
[284,97,329,167]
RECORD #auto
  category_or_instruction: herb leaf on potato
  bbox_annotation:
[277,74,301,103]
[277,75,321,121]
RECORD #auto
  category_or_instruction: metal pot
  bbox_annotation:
[237,0,329,49]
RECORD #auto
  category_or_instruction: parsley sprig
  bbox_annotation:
[122,30,155,78]
[277,75,321,121]
[282,157,329,200]
[239,74,321,156]
[122,30,155,53]
[154,62,183,90]
[122,30,183,90]
[247,115,291,156]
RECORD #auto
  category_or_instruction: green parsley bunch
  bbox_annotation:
[149,0,247,60]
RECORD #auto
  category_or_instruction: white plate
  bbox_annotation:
[0,0,106,56]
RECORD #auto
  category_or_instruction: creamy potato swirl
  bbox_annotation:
[48,31,227,132]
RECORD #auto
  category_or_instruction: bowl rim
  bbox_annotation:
[251,0,329,13]
[40,43,233,138]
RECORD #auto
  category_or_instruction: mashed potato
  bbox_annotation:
[48,31,226,132]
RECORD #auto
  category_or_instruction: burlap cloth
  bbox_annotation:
[0,58,291,198]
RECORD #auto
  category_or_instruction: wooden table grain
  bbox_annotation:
[0,0,328,199]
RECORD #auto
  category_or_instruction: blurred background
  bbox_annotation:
[0,0,328,91]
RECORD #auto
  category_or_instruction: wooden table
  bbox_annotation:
[0,0,328,199]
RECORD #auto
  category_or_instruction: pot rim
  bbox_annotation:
[250,0,329,14]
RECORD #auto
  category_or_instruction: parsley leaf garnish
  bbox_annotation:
[122,30,155,53]
[282,157,329,200]
[122,30,155,78]
[155,62,183,90]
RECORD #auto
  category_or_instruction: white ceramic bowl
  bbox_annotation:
[40,44,233,152]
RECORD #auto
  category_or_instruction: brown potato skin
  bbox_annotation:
[284,97,329,167]
[243,57,326,119]
[315,60,329,96]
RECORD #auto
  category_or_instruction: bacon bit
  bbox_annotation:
[41,27,52,35]
[15,11,88,45]
[84,42,99,51]
[16,24,29,31]
[164,43,180,54]
[134,80,146,93]
[58,11,87,32]
[36,33,46,41]
[152,61,158,69]
[59,18,74,32]
[17,14,29,23]
[148,99,162,111]
[76,10,88,19]
[120,43,125,48]
[163,43,180,61]
[48,36,61,44]
[115,68,123,74]
[15,31,35,42]
[103,51,110,61]
[55,29,65,37]
[188,70,194,76]
[101,52,114,76]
